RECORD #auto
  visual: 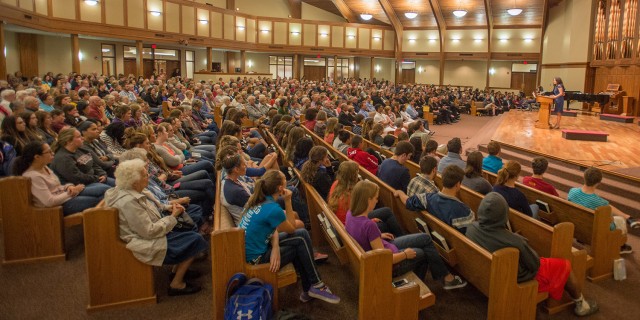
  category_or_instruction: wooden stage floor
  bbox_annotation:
[491,111,640,172]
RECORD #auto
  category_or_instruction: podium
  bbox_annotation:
[535,96,554,129]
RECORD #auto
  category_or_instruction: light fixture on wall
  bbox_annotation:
[247,60,253,68]
[290,31,300,35]
[84,0,99,5]
[149,10,161,16]
[360,13,373,21]
[404,11,418,19]
[523,37,533,41]
[375,65,380,72]
[418,66,423,73]
[237,26,246,30]
[198,19,208,24]
[260,29,270,33]
[489,68,496,75]
[452,9,467,18]
[507,0,523,16]
[347,34,355,39]
[78,51,84,61]
[319,32,328,37]
[408,38,416,43]
[372,36,381,40]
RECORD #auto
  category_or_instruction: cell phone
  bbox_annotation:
[392,279,409,288]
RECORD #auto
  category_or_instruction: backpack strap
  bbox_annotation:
[225,272,247,302]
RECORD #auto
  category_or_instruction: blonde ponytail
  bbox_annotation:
[495,160,521,185]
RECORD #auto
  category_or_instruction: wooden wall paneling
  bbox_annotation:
[135,40,143,77]
[246,18,256,43]
[303,23,315,47]
[71,34,80,73]
[206,47,212,71]
[197,8,211,38]
[331,26,343,48]
[79,0,101,23]
[34,0,47,15]
[100,0,106,23]
[18,0,32,11]
[358,28,370,50]
[146,0,163,30]
[181,4,195,35]
[165,1,179,33]
[51,0,75,20]
[235,16,245,42]
[211,11,223,39]
[127,0,144,29]
[17,33,38,77]
[75,0,80,20]
[143,0,148,29]
[274,21,287,45]
[240,50,245,73]
[0,0,17,6]
[104,0,124,26]
[289,22,301,46]
[225,14,236,40]
[0,22,6,81]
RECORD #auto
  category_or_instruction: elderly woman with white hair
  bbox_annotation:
[105,159,208,296]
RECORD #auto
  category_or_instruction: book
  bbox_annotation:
[536,200,551,213]
[430,231,450,251]
[326,228,342,249]
[415,218,430,234]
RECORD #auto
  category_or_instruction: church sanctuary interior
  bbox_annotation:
[1,0,640,319]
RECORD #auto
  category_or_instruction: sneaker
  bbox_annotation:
[299,291,312,303]
[314,252,329,263]
[620,244,633,255]
[574,299,599,317]
[443,275,468,290]
[627,218,640,229]
[308,285,341,304]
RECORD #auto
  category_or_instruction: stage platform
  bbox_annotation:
[491,111,640,173]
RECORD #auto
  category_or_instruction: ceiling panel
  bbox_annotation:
[391,0,438,28]
[302,0,345,18]
[342,0,391,25]
[491,0,545,26]
[440,0,488,28]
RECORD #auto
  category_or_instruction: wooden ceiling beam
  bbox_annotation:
[484,0,493,90]
[330,0,359,23]
[377,0,404,83]
[287,0,302,19]
[428,0,446,85]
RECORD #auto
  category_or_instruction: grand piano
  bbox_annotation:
[564,84,628,115]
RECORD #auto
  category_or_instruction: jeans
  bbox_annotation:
[174,178,215,218]
[197,131,218,144]
[104,177,116,187]
[368,207,405,237]
[182,160,215,181]
[247,142,267,159]
[260,229,321,292]
[61,182,110,215]
[391,233,449,281]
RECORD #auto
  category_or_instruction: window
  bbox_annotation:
[269,55,293,79]
[186,50,195,79]
[101,44,116,76]
[327,57,349,80]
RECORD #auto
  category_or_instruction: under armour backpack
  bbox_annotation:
[0,140,16,177]
[224,273,274,320]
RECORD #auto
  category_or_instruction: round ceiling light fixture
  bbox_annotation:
[84,0,99,5]
[452,10,467,18]
[507,8,523,16]
[404,11,418,19]
[360,13,373,21]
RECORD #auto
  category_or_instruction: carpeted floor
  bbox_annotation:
[2,112,639,319]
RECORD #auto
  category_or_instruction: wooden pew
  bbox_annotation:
[211,171,297,320]
[303,125,580,318]
[483,171,619,282]
[456,187,587,313]
[214,105,222,128]
[162,101,171,118]
[82,207,156,312]
[0,176,83,265]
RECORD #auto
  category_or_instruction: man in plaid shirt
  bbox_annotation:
[407,156,439,197]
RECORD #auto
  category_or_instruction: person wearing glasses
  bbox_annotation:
[14,141,105,216]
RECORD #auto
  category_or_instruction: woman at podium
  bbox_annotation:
[549,77,565,129]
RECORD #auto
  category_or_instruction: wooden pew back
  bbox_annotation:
[0,176,82,264]
[483,171,620,281]
[82,207,156,311]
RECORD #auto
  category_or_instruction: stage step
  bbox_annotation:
[562,110,578,117]
[562,130,608,142]
[600,114,635,123]
[477,144,640,218]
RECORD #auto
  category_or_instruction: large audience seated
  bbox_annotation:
[2,71,639,318]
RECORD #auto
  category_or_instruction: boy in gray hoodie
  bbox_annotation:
[466,192,598,317]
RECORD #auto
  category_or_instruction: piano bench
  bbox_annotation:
[600,114,634,123]
[562,111,578,117]
[562,130,608,142]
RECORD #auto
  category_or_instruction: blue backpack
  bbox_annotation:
[224,273,274,320]
[0,140,16,177]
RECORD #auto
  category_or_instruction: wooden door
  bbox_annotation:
[511,72,537,94]
[143,60,154,79]
[401,69,416,84]
[102,60,111,76]
[303,66,326,82]
[123,59,137,77]
[166,61,180,77]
